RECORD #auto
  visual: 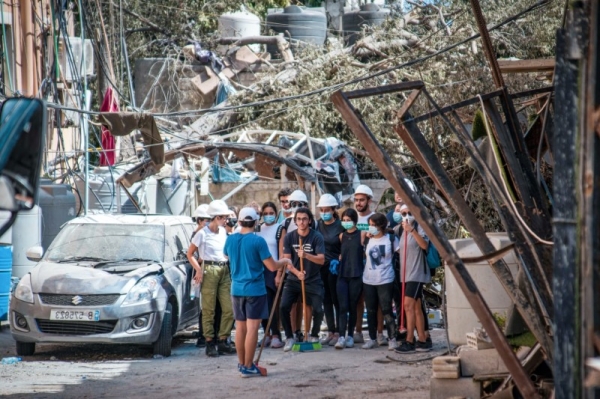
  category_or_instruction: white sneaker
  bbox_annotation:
[345,336,355,348]
[308,336,320,343]
[320,333,335,345]
[388,338,398,351]
[270,336,284,349]
[362,339,378,349]
[353,332,365,344]
[334,336,346,349]
[283,338,296,352]
[377,333,387,346]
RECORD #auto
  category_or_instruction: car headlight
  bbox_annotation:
[122,276,161,306]
[14,274,34,304]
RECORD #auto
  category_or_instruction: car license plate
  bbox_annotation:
[49,309,100,321]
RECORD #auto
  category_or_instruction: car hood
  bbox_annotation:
[30,262,163,295]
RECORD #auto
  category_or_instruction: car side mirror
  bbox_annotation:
[0,98,47,238]
[26,245,44,262]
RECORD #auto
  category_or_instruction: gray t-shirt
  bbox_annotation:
[399,223,431,283]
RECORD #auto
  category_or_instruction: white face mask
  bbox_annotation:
[368,226,379,236]
[404,215,415,224]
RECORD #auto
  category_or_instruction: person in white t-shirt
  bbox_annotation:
[361,213,398,351]
[255,201,284,349]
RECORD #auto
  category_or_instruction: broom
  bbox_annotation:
[292,238,322,352]
[254,269,287,376]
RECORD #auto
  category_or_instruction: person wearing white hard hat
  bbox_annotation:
[316,194,344,347]
[187,199,235,357]
[386,178,417,229]
[224,207,292,377]
[193,204,211,234]
[352,184,375,344]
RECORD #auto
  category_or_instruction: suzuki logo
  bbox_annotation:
[71,295,83,305]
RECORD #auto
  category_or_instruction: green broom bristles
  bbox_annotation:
[291,341,322,352]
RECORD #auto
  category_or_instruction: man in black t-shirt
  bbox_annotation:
[280,207,325,352]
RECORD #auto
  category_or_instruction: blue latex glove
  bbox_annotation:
[329,260,339,275]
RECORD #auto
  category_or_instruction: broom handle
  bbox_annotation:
[255,270,286,364]
[299,238,308,340]
[400,231,408,330]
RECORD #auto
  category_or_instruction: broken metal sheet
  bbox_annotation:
[98,112,164,165]
[116,141,316,188]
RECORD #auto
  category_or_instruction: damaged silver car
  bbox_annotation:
[9,214,199,357]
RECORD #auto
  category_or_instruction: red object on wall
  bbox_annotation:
[99,87,119,166]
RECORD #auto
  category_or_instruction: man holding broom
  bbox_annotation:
[280,207,326,352]
[224,207,292,377]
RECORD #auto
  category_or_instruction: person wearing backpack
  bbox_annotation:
[361,213,399,351]
[315,194,344,347]
[395,204,431,353]
[255,201,284,349]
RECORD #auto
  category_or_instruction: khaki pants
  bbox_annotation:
[201,264,234,340]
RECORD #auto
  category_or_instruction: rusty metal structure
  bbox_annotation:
[331,1,600,398]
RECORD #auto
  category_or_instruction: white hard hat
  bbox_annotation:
[317,193,338,208]
[207,199,230,216]
[354,184,373,198]
[194,204,210,219]
[289,190,308,203]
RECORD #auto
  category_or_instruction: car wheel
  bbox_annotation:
[15,341,35,356]
[153,302,173,357]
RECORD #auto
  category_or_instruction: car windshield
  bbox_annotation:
[45,223,165,263]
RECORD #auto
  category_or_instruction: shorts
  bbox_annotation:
[404,282,424,299]
[232,294,269,321]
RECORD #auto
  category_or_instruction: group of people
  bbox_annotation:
[186,183,434,377]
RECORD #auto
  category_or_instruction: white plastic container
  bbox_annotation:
[11,206,42,278]
[0,211,12,245]
[445,233,518,345]
[218,8,261,53]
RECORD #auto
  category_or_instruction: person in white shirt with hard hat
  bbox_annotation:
[187,199,235,357]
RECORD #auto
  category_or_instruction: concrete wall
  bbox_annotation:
[197,179,392,212]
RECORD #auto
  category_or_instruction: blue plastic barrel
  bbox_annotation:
[0,245,13,321]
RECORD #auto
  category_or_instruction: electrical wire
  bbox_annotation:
[45,0,551,119]
[477,94,553,246]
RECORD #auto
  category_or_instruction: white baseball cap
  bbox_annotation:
[239,207,259,221]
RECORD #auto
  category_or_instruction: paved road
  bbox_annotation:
[0,324,442,398]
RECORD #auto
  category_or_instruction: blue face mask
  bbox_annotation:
[341,221,354,230]
[368,226,379,236]
[321,212,333,222]
[393,212,402,223]
[263,215,276,224]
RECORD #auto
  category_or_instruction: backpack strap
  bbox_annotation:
[276,224,285,240]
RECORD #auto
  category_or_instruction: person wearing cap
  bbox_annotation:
[224,207,292,377]
[187,199,235,357]
[316,193,344,347]
[189,204,218,348]
[395,204,431,353]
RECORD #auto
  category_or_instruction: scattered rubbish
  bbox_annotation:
[1,357,22,365]
[50,356,57,361]
[153,354,164,359]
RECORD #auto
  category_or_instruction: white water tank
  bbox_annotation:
[218,8,261,53]
[445,233,519,345]
[11,205,42,278]
[74,165,143,213]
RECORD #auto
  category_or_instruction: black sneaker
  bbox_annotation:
[425,336,432,349]
[217,339,236,355]
[196,336,206,348]
[416,340,430,352]
[395,340,415,354]
[295,330,305,343]
[206,341,219,357]
[396,330,407,342]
